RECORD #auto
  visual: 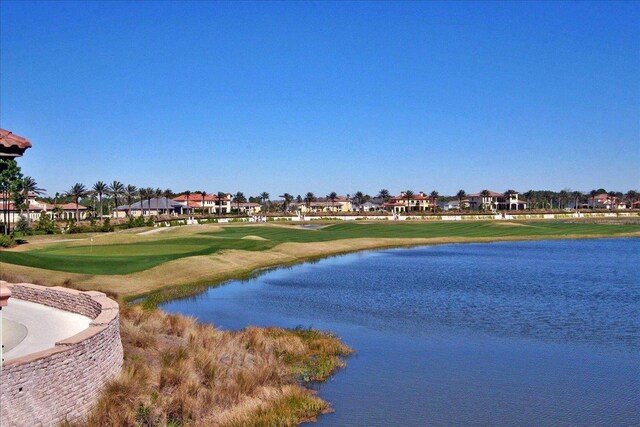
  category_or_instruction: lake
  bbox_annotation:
[162,238,640,426]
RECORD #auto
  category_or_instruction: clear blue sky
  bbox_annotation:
[1,1,638,197]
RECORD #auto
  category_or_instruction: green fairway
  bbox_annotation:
[1,221,638,275]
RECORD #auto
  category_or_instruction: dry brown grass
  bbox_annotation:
[70,305,351,427]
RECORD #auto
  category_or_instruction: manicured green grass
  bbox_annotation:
[1,221,637,275]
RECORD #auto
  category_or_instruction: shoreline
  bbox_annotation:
[1,231,639,305]
[134,233,640,308]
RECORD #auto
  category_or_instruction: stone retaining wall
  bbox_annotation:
[0,282,123,426]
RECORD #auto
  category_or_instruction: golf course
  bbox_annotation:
[1,219,639,301]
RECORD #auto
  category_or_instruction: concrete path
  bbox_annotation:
[2,299,92,361]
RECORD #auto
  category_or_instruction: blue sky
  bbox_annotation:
[1,1,638,197]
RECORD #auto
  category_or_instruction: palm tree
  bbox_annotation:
[92,181,107,219]
[138,188,148,216]
[124,185,137,217]
[154,188,162,216]
[504,189,517,210]
[456,190,466,211]
[66,183,88,222]
[199,191,207,216]
[108,181,124,218]
[480,189,491,211]
[327,192,338,212]
[626,190,638,209]
[572,191,582,211]
[163,189,173,215]
[430,191,439,213]
[523,190,533,211]
[589,189,598,209]
[304,192,315,211]
[233,191,246,216]
[280,193,294,213]
[378,189,390,203]
[183,190,191,217]
[608,191,617,210]
[260,191,270,215]
[354,191,364,212]
[217,192,226,217]
[404,190,414,213]
[145,187,154,216]
[558,190,569,210]
[21,176,45,225]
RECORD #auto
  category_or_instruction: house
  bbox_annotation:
[439,200,464,211]
[234,202,262,215]
[382,192,431,213]
[173,193,233,215]
[467,191,526,211]
[297,197,352,213]
[589,194,627,210]
[57,203,89,220]
[114,197,186,218]
[360,201,382,212]
[0,192,88,227]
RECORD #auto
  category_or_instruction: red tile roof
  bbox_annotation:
[0,129,32,156]
[468,191,510,197]
[174,193,230,202]
[59,203,87,210]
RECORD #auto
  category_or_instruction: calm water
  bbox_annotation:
[162,238,640,426]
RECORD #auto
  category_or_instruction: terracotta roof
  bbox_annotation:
[59,203,87,210]
[468,191,511,197]
[174,193,231,202]
[0,129,32,157]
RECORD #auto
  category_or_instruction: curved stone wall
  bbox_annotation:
[0,282,123,426]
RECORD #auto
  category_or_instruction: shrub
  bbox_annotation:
[0,234,16,248]
[100,218,114,232]
[35,214,57,234]
[15,216,33,235]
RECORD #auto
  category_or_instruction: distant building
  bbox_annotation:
[114,197,185,218]
[173,193,233,215]
[297,197,352,213]
[235,202,262,215]
[589,194,627,210]
[0,193,88,224]
[382,192,431,213]
[467,191,526,211]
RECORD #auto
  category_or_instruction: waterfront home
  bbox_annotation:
[235,202,262,215]
[360,201,382,212]
[114,197,186,218]
[467,191,526,211]
[297,197,353,213]
[0,193,88,224]
[173,193,233,214]
[439,200,467,211]
[590,194,628,210]
[383,192,432,213]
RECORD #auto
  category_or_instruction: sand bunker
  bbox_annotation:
[241,235,268,240]
[494,222,536,227]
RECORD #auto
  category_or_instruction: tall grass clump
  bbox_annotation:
[70,304,352,426]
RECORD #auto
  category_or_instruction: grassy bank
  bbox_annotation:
[67,305,351,426]
[1,221,639,299]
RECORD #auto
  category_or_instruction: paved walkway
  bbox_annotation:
[2,299,92,361]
